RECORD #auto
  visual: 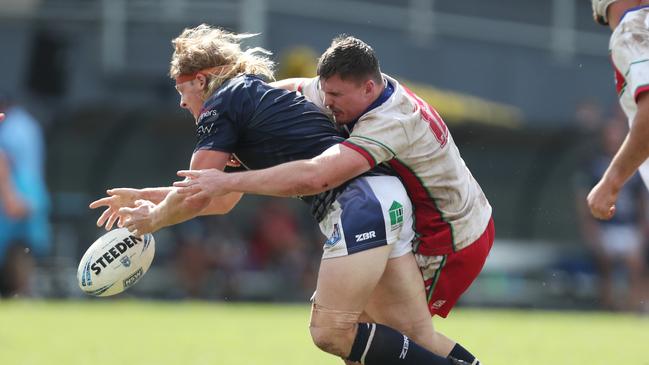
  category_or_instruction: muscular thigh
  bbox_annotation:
[362,252,435,349]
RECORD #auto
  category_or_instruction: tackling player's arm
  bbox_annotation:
[269,78,309,92]
[177,143,370,198]
[588,91,649,218]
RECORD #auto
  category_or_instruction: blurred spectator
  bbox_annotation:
[575,116,649,312]
[246,200,316,299]
[0,93,51,298]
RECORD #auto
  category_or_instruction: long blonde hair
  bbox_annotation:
[169,24,275,97]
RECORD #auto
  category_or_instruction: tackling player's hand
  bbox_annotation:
[174,169,231,199]
[586,180,618,220]
[119,199,159,236]
[89,188,142,230]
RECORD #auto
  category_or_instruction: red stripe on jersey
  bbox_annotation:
[634,84,649,102]
[341,141,376,167]
[613,63,626,95]
[297,82,303,94]
[388,159,455,255]
[401,85,448,148]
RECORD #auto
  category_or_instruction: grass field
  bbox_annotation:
[0,300,646,365]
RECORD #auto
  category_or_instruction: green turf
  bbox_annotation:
[0,301,646,365]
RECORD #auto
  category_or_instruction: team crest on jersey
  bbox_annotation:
[389,201,404,231]
[324,223,341,247]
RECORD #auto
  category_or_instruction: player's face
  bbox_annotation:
[320,75,375,124]
[175,78,205,122]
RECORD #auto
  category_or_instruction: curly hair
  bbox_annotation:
[170,24,275,97]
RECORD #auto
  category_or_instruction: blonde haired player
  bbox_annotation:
[175,35,493,365]
[91,25,470,365]
[588,0,649,219]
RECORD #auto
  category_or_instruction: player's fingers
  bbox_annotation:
[89,196,113,209]
[96,208,113,227]
[106,213,120,231]
[172,179,193,188]
[176,185,200,196]
[177,170,201,179]
[118,206,135,215]
[134,199,148,207]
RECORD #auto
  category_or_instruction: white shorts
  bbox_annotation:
[319,176,415,260]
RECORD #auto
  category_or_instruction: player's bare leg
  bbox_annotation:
[362,252,451,353]
[311,245,460,364]
[310,244,391,356]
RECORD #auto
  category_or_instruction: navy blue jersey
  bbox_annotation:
[195,74,344,170]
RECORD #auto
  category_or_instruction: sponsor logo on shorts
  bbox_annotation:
[432,299,446,309]
[123,268,144,289]
[324,223,341,247]
[389,201,403,231]
[355,231,376,242]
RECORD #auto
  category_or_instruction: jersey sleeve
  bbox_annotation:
[297,77,330,115]
[342,115,409,167]
[612,30,649,102]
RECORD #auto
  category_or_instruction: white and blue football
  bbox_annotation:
[77,228,155,297]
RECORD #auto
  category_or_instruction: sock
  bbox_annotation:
[449,343,480,365]
[347,323,454,365]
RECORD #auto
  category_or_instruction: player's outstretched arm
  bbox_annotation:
[120,150,242,235]
[588,92,649,219]
[89,187,174,230]
[175,143,371,198]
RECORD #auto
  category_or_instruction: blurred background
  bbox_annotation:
[0,0,647,314]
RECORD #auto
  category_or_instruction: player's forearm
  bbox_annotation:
[602,114,649,189]
[152,189,210,230]
[227,160,329,197]
[269,78,309,91]
[140,187,174,204]
[199,192,242,215]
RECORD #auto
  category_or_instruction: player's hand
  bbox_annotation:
[119,199,159,236]
[0,113,5,122]
[89,188,142,230]
[174,169,231,199]
[587,180,618,220]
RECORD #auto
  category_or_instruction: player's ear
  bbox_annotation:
[363,79,374,95]
[195,73,208,89]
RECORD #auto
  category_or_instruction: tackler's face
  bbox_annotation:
[320,74,376,125]
[175,75,207,123]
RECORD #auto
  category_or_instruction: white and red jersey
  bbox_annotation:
[299,74,492,256]
[610,5,649,186]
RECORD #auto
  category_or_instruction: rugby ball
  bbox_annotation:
[77,228,155,296]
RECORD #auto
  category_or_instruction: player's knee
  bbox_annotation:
[309,303,359,357]
[309,324,355,357]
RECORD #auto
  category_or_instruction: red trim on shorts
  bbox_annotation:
[426,217,494,317]
[388,159,455,255]
[341,141,377,167]
[634,85,649,102]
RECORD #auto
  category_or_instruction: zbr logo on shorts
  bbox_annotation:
[389,201,403,231]
[324,223,342,247]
